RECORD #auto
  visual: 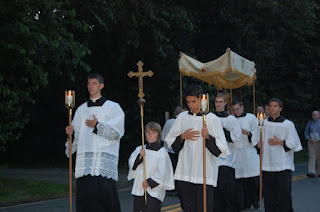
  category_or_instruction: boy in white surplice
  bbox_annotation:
[65,73,125,212]
[231,99,260,210]
[128,121,174,212]
[165,85,229,212]
[253,98,302,212]
[213,93,243,212]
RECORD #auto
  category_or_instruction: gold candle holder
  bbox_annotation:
[65,90,75,109]
[199,93,209,114]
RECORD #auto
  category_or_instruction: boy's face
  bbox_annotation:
[232,103,244,117]
[265,105,270,116]
[146,128,158,143]
[269,101,282,117]
[215,97,226,112]
[186,96,200,113]
[87,78,104,97]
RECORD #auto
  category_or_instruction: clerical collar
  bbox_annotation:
[188,110,202,116]
[87,96,107,107]
[146,142,161,151]
[268,115,286,122]
[90,96,102,103]
[236,112,247,118]
[214,111,229,117]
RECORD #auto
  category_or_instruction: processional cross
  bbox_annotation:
[128,61,154,99]
[128,61,154,204]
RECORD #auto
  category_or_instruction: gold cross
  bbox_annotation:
[128,61,154,99]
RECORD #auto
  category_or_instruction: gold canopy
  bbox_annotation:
[178,48,256,90]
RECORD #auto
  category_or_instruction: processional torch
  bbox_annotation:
[199,94,209,212]
[257,112,264,211]
[128,61,154,204]
[65,90,75,212]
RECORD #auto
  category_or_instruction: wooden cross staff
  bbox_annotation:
[128,60,154,204]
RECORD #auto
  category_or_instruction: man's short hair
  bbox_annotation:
[87,73,104,84]
[216,92,227,102]
[185,85,203,97]
[269,98,283,107]
[231,99,243,106]
[174,107,184,117]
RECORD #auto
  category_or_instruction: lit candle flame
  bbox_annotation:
[66,90,73,105]
[258,113,264,126]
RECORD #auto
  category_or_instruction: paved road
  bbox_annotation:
[1,163,319,212]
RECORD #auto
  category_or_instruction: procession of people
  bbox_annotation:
[65,73,305,212]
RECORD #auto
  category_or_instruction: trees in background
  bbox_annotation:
[0,0,319,165]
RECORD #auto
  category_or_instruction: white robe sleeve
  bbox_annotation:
[229,116,243,149]
[208,114,229,158]
[65,107,81,157]
[127,146,142,181]
[165,115,183,149]
[286,121,303,152]
[252,128,260,146]
[150,150,175,191]
[250,116,260,146]
[95,103,125,141]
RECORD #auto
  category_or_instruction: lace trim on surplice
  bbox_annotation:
[96,122,120,141]
[75,152,118,180]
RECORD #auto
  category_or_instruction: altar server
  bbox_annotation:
[128,121,175,212]
[231,99,260,210]
[165,85,229,212]
[213,93,243,212]
[253,98,302,212]
[65,73,125,212]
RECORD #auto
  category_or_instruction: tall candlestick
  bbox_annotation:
[257,112,264,210]
[65,90,75,212]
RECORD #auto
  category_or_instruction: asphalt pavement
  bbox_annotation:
[0,163,319,212]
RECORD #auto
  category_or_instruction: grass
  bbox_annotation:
[0,177,68,207]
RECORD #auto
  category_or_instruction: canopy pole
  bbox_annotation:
[180,71,183,107]
[253,80,256,115]
[228,48,233,103]
[229,71,232,104]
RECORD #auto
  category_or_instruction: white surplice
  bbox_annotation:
[235,113,260,179]
[218,115,243,169]
[127,146,175,202]
[65,100,125,180]
[165,111,229,187]
[252,119,302,172]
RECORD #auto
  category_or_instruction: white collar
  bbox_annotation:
[90,96,102,103]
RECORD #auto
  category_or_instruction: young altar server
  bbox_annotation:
[231,99,260,210]
[253,98,302,212]
[128,121,175,212]
[165,85,229,212]
[213,93,243,212]
[65,73,125,212]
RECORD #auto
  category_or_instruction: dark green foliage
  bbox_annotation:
[0,0,319,166]
[0,0,90,152]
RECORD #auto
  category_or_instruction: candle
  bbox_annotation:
[200,95,207,111]
[67,91,73,105]
[258,113,264,126]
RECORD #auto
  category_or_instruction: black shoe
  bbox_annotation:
[307,173,315,178]
[253,201,260,209]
